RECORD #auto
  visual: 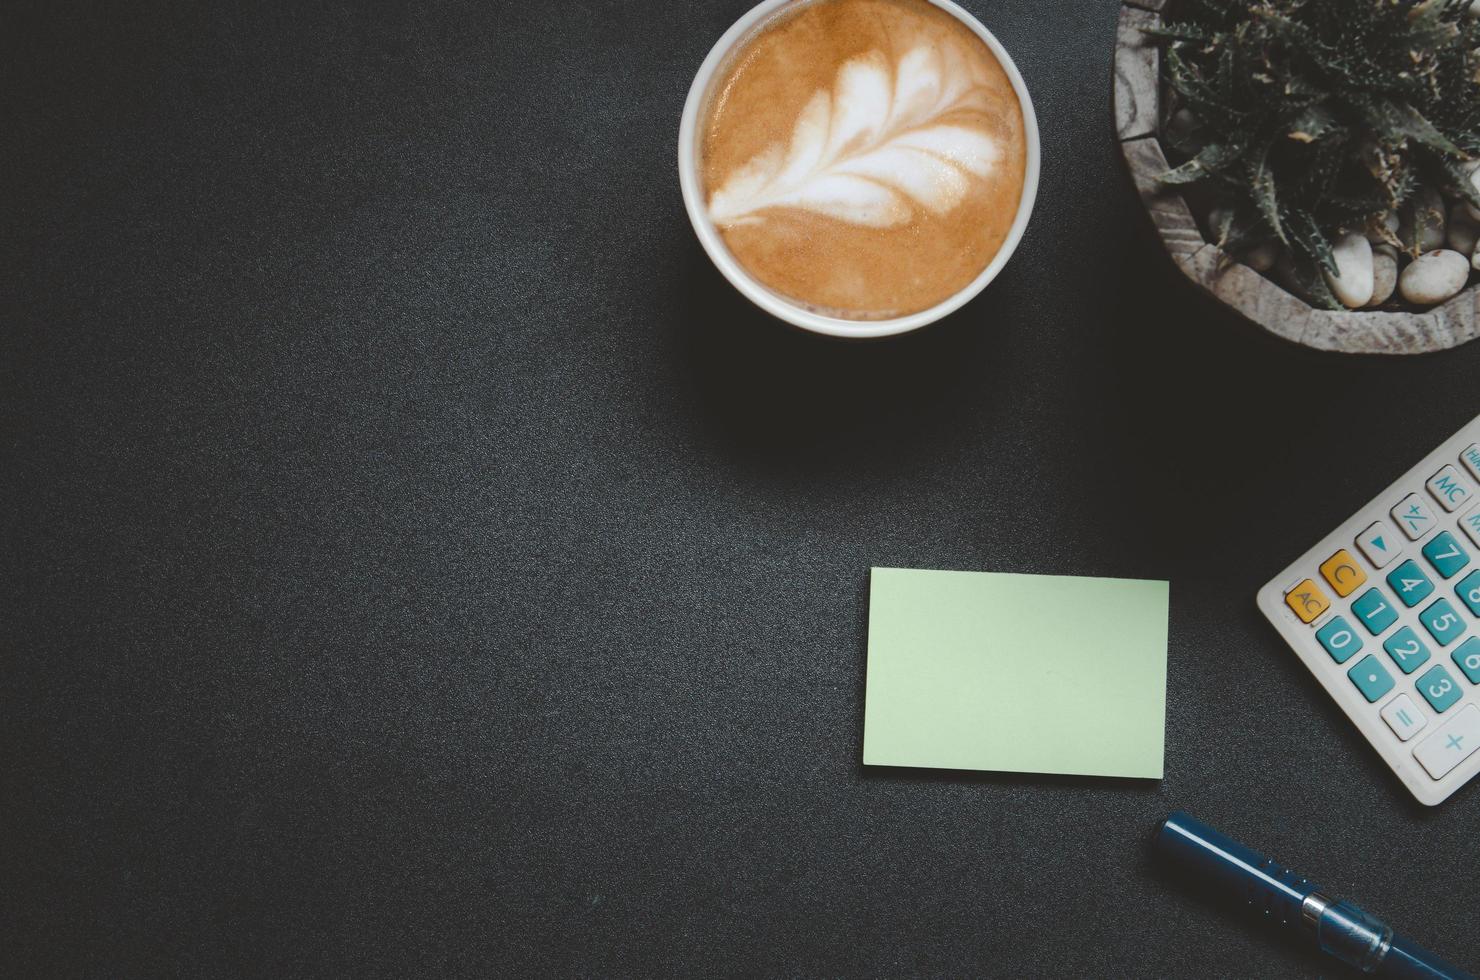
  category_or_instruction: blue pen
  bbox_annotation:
[1152,812,1474,979]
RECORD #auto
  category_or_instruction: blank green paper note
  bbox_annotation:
[863,567,1169,779]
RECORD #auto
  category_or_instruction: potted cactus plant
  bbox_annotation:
[1113,0,1480,353]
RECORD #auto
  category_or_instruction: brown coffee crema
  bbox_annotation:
[700,0,1027,321]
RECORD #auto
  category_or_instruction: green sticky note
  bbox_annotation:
[863,567,1169,779]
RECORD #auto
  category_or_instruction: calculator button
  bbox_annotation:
[1419,598,1467,647]
[1458,570,1480,617]
[1459,501,1480,549]
[1318,550,1366,597]
[1453,637,1480,684]
[1357,522,1402,568]
[1421,531,1471,580]
[1383,626,1432,674]
[1348,655,1396,702]
[1381,694,1428,741]
[1462,443,1480,482]
[1413,703,1480,779]
[1386,560,1435,607]
[1352,588,1400,636]
[1427,465,1475,513]
[1284,580,1330,623]
[1315,616,1364,663]
[1392,494,1437,540]
[1417,665,1464,713]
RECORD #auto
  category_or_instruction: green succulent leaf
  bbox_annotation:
[1141,23,1210,43]
[1158,142,1244,185]
[1287,254,1342,311]
[1149,0,1480,294]
[1248,145,1285,243]
[1356,97,1463,156]
[1286,104,1340,144]
[1284,209,1338,277]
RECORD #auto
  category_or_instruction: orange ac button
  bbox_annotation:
[1319,550,1368,597]
[1285,580,1330,624]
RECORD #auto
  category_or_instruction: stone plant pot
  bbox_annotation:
[1114,0,1480,354]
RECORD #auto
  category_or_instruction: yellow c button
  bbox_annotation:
[1319,550,1368,598]
[1285,579,1330,624]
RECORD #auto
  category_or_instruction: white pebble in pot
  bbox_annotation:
[1399,249,1469,306]
[1323,232,1374,308]
[1369,245,1399,307]
[1466,162,1480,223]
[1447,203,1479,256]
[1243,241,1279,273]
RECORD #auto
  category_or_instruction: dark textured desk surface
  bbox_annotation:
[4,1,1479,976]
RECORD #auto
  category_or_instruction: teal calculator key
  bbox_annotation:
[1419,597,1467,647]
[1315,616,1363,663]
[1417,664,1464,713]
[1453,636,1480,684]
[1459,570,1480,617]
[1382,626,1432,674]
[1351,587,1399,635]
[1421,531,1471,579]
[1386,560,1435,608]
[1347,655,1395,702]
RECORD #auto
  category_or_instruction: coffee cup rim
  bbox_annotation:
[678,0,1041,339]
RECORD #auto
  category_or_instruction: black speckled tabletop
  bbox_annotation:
[4,1,1479,976]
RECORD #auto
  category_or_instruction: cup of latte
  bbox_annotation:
[679,0,1039,338]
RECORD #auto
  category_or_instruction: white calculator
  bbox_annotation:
[1258,413,1480,806]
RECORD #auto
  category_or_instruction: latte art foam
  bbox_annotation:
[709,44,1001,229]
[700,0,1027,320]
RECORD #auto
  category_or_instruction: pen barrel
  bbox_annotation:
[1380,934,1477,980]
[1315,898,1393,972]
[1152,812,1315,930]
[1319,907,1476,979]
[1155,814,1476,980]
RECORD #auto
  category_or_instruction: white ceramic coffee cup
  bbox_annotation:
[678,0,1040,339]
